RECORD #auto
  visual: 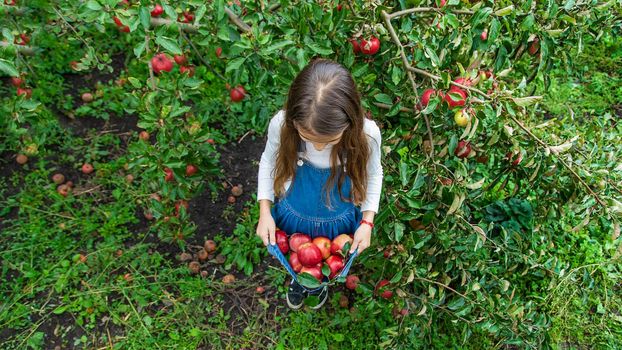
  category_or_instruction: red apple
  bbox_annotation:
[150,4,163,17]
[179,65,195,77]
[481,30,488,41]
[454,140,471,159]
[185,164,198,176]
[325,255,344,278]
[360,36,380,55]
[289,252,302,272]
[183,11,194,22]
[506,151,523,166]
[300,265,322,282]
[230,85,246,102]
[375,279,393,299]
[437,0,446,7]
[81,92,94,102]
[16,154,28,165]
[289,233,311,252]
[312,236,331,260]
[528,37,540,56]
[345,275,360,290]
[113,16,123,27]
[330,234,353,257]
[17,88,32,98]
[444,87,467,108]
[81,163,94,174]
[297,242,323,267]
[164,167,174,182]
[418,89,436,109]
[452,77,471,86]
[204,240,217,253]
[10,77,23,87]
[151,53,174,74]
[276,230,289,254]
[350,39,360,54]
[215,47,222,58]
[139,131,150,141]
[175,200,189,216]
[174,54,187,65]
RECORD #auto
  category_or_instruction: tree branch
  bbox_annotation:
[508,115,607,209]
[178,29,226,81]
[373,102,414,113]
[150,17,198,33]
[224,7,252,33]
[0,41,35,55]
[145,35,156,91]
[382,10,434,159]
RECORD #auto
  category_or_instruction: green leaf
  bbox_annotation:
[305,40,333,55]
[322,264,330,277]
[520,14,535,31]
[394,222,405,242]
[374,93,393,105]
[265,40,295,54]
[128,77,142,88]
[133,40,146,58]
[424,47,441,67]
[391,65,402,86]
[511,96,542,106]
[446,297,466,310]
[226,57,246,74]
[155,36,182,55]
[0,59,19,77]
[297,273,322,289]
[139,7,151,29]
[86,0,102,10]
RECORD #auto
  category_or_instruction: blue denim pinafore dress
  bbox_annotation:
[271,142,363,240]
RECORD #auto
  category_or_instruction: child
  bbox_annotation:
[256,58,383,309]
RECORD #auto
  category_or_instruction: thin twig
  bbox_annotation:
[52,6,101,65]
[145,35,156,90]
[413,277,471,300]
[508,115,607,208]
[0,41,36,55]
[388,7,474,20]
[150,17,198,33]
[373,102,414,113]
[224,7,252,33]
[382,10,434,159]
[178,29,226,81]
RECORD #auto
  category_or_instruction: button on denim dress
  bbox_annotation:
[271,143,362,240]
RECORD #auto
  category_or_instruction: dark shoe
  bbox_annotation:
[286,279,306,310]
[308,285,328,310]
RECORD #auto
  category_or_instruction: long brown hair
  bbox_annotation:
[273,58,369,207]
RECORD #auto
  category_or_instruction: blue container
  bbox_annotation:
[267,243,358,293]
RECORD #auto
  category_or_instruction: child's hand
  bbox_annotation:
[350,224,372,254]
[256,213,276,246]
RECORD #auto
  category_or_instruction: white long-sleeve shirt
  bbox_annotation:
[257,110,383,213]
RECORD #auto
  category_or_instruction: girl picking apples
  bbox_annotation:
[256,58,383,309]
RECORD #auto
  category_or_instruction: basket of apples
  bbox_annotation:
[267,230,358,292]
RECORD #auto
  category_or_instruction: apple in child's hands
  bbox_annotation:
[297,242,323,267]
[289,233,311,252]
[325,255,344,278]
[300,265,322,282]
[312,236,331,260]
[288,252,302,273]
[330,234,353,257]
[275,230,289,254]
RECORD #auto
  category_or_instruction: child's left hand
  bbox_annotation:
[350,224,372,254]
